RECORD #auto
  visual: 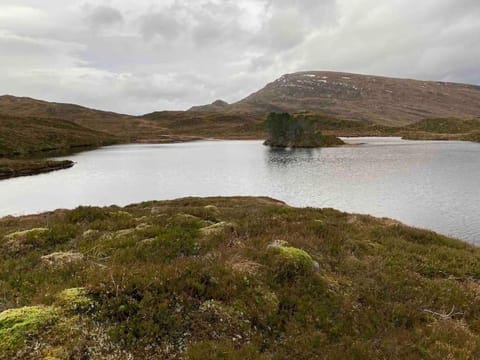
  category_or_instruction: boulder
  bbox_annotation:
[41,251,84,267]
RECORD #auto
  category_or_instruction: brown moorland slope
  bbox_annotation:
[0,114,117,156]
[192,71,480,126]
[0,95,169,142]
[141,110,264,139]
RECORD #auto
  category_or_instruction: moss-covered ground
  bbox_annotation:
[1,197,480,359]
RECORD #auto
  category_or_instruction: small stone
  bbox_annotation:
[41,251,84,267]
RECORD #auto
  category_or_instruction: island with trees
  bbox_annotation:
[263,112,345,148]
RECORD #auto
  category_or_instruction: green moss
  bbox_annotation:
[4,227,49,241]
[56,288,95,314]
[0,306,58,356]
[273,246,315,280]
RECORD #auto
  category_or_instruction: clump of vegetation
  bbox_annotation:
[264,112,345,148]
[0,306,58,357]
[55,288,95,314]
[1,196,480,358]
[272,245,315,280]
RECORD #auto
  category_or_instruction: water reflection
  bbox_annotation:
[266,147,317,166]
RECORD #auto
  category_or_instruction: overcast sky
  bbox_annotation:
[0,0,479,114]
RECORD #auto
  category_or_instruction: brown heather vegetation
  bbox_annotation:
[0,113,118,156]
[2,197,480,359]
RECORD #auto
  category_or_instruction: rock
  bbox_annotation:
[41,251,84,267]
[114,228,136,238]
[136,223,152,231]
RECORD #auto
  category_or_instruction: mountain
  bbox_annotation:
[188,99,229,112]
[194,71,480,126]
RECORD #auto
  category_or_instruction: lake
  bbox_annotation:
[1,138,479,243]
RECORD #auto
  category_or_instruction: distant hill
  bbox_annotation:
[0,95,136,134]
[0,114,117,156]
[191,71,480,126]
[141,111,263,139]
[189,99,229,112]
[0,95,174,143]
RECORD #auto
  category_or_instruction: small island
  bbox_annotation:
[263,112,345,148]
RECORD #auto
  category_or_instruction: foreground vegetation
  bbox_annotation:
[1,197,480,359]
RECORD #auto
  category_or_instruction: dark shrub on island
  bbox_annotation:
[264,112,344,148]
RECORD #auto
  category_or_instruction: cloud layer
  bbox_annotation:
[0,0,478,114]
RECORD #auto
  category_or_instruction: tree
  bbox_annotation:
[264,112,323,147]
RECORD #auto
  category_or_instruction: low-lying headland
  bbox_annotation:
[0,159,74,180]
[1,196,480,358]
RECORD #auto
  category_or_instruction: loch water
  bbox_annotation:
[1,138,479,243]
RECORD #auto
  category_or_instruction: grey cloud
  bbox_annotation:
[140,12,182,40]
[0,0,479,114]
[85,5,124,28]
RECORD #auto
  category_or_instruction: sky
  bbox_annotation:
[0,0,479,114]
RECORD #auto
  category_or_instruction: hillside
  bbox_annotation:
[141,111,264,139]
[0,95,136,134]
[0,114,117,156]
[0,95,169,142]
[194,71,480,126]
[1,197,480,358]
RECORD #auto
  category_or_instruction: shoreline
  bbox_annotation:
[0,160,74,180]
[1,134,478,181]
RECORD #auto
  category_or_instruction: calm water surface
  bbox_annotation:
[1,138,479,243]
